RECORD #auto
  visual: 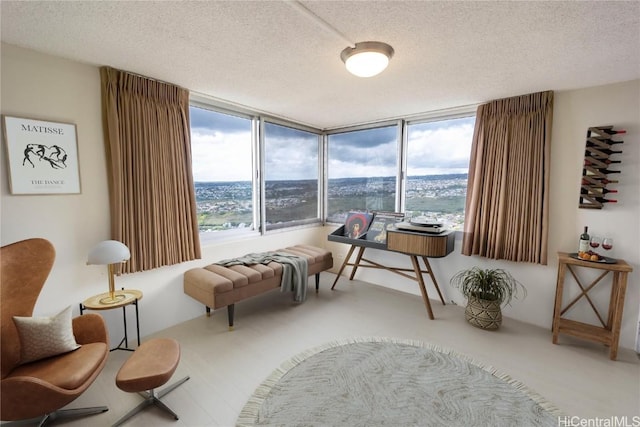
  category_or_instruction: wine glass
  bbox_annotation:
[602,237,613,251]
[589,236,601,250]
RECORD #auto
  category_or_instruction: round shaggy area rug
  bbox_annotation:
[237,337,561,426]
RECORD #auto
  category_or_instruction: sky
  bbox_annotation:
[189,106,474,182]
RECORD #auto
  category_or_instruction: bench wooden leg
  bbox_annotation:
[227,304,235,331]
[316,273,320,293]
[206,306,211,317]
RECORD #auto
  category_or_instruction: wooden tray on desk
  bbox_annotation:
[328,225,387,250]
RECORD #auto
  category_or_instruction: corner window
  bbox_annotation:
[404,116,475,230]
[189,106,255,233]
[263,122,320,229]
[327,125,398,223]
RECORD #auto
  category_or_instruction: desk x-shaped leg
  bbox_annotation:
[331,245,446,319]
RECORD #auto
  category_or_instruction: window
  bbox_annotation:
[263,122,320,229]
[189,105,255,233]
[190,97,474,238]
[327,125,398,223]
[404,116,475,230]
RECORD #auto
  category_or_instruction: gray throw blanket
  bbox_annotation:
[215,252,309,302]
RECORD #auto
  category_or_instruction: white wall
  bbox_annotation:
[2,43,639,350]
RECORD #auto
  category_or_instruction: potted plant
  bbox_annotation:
[450,267,526,330]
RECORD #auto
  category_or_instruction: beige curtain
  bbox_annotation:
[462,91,553,264]
[100,67,201,273]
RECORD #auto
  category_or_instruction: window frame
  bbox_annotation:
[324,108,476,225]
[260,116,324,232]
[400,108,477,229]
[190,92,477,242]
[324,120,401,222]
[189,94,326,241]
[189,98,261,243]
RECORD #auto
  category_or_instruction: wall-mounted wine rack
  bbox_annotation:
[579,125,625,209]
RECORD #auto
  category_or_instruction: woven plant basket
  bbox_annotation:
[465,295,502,329]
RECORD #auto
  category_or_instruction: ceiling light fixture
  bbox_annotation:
[341,41,394,78]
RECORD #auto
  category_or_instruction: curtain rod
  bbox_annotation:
[103,66,187,90]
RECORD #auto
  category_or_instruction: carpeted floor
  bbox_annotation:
[238,337,561,426]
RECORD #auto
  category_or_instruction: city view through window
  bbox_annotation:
[191,105,474,233]
[264,122,319,228]
[190,106,254,232]
[405,116,475,229]
[327,126,398,222]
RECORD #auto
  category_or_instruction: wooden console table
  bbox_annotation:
[328,228,455,319]
[551,252,632,360]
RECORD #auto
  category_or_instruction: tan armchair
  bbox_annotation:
[1,238,110,425]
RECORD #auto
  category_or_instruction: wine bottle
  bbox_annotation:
[581,188,618,195]
[597,168,622,174]
[600,188,617,194]
[586,139,624,146]
[586,167,622,174]
[581,177,619,185]
[590,126,626,135]
[585,148,623,155]
[599,128,626,135]
[578,226,590,253]
[584,159,622,166]
[593,197,617,203]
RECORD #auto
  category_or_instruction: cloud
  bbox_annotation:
[264,131,318,181]
[406,117,475,175]
[191,121,320,182]
[190,110,475,182]
[189,105,250,134]
[191,130,252,181]
[327,125,398,178]
[329,125,397,149]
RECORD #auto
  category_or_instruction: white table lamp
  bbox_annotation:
[87,240,131,304]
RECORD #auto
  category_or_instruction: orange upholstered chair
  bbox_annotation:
[1,238,109,425]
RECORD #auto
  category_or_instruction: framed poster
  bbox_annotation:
[2,115,81,194]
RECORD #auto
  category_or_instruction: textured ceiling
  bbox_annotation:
[1,1,639,129]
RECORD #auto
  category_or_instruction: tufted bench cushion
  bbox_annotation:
[183,245,332,327]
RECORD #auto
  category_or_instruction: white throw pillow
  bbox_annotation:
[13,305,81,364]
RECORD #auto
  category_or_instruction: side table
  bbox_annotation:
[551,252,632,360]
[80,289,143,352]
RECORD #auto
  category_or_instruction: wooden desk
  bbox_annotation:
[551,252,632,360]
[329,229,455,319]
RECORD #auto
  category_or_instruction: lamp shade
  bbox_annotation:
[341,41,394,78]
[87,240,130,265]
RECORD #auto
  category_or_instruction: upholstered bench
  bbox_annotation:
[113,338,189,426]
[183,245,333,328]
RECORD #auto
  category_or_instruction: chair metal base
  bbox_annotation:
[112,376,190,427]
[2,406,109,427]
